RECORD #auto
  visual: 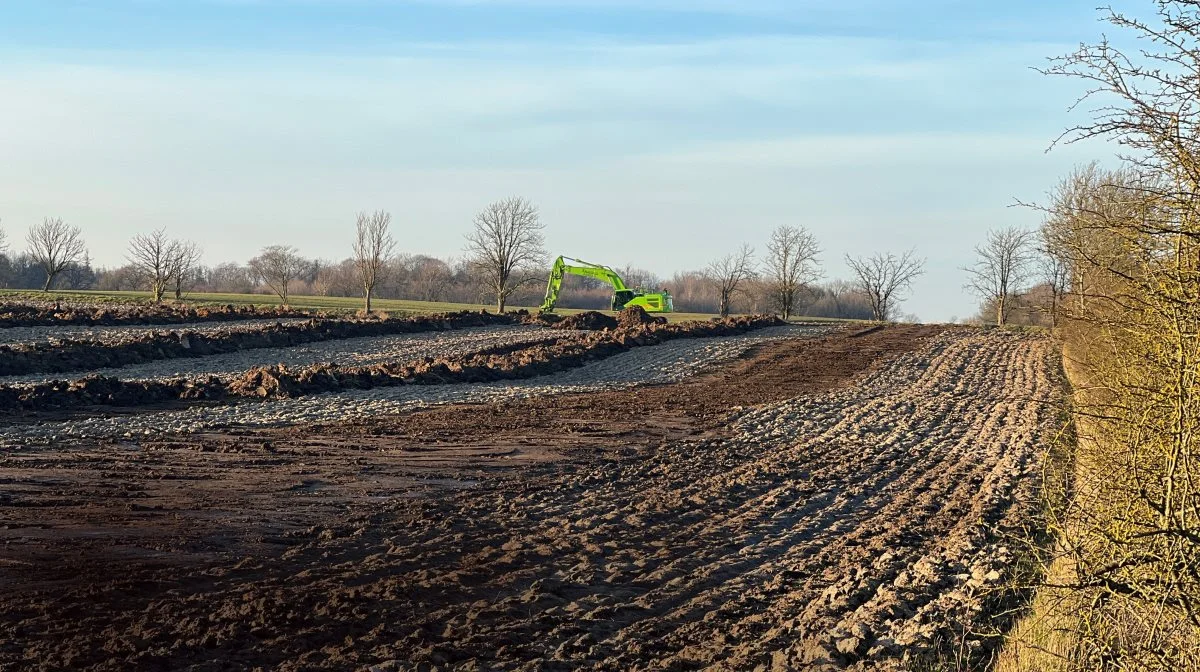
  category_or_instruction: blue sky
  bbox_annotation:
[0,0,1120,320]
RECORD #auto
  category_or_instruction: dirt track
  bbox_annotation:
[0,325,1062,671]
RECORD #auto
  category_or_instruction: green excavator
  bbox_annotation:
[540,256,674,313]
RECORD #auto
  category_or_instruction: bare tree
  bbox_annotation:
[407,255,454,303]
[963,227,1035,326]
[465,196,546,312]
[27,217,86,291]
[763,225,821,320]
[0,218,7,257]
[823,279,859,318]
[353,210,396,312]
[61,251,94,290]
[127,230,177,302]
[167,240,201,300]
[248,245,307,305]
[311,259,336,297]
[1037,246,1070,328]
[844,249,925,322]
[704,244,756,318]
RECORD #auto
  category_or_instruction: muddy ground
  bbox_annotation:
[0,325,1062,671]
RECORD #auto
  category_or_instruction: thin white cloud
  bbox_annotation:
[634,133,1062,168]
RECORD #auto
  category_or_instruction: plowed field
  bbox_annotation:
[0,323,1062,671]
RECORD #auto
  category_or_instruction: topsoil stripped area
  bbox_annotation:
[0,324,1061,671]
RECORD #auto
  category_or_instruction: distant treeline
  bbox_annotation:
[0,251,878,319]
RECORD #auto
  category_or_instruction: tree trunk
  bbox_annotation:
[42,273,53,291]
[496,293,505,313]
[719,294,730,318]
[996,295,1007,326]
[364,286,372,313]
[153,285,164,303]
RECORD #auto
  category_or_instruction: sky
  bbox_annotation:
[0,0,1123,320]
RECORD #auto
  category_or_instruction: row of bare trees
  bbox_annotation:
[211,199,537,311]
[199,198,538,312]
[126,214,392,309]
[5,205,923,320]
[700,226,924,321]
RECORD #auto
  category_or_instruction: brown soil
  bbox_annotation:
[0,324,1059,671]
[553,311,618,330]
[616,305,664,328]
[0,301,323,328]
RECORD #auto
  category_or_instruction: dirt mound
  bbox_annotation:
[229,366,300,398]
[617,305,664,327]
[554,311,618,331]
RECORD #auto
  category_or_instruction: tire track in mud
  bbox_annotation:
[0,326,1063,671]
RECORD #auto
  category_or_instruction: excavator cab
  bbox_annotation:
[612,289,637,311]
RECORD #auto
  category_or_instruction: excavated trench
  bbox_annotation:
[0,310,527,376]
[0,314,782,415]
[0,301,323,328]
[0,307,674,376]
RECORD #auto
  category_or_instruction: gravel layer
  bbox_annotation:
[0,326,560,386]
[1,325,824,441]
[0,319,311,348]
